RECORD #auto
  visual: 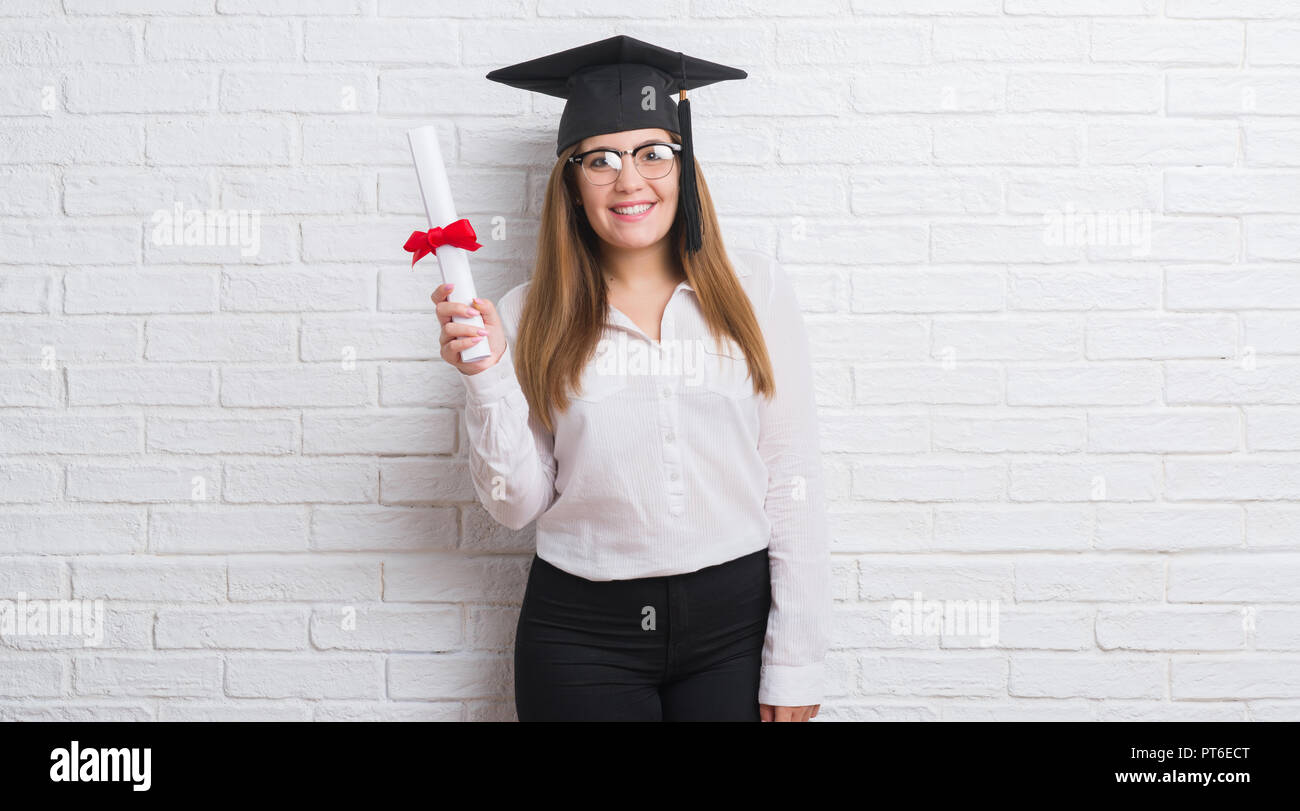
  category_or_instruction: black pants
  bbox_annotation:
[514,547,771,721]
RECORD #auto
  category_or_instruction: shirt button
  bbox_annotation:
[671,505,683,516]
[665,432,674,442]
[662,387,671,398]
[670,472,679,481]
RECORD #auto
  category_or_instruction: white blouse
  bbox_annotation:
[458,248,832,708]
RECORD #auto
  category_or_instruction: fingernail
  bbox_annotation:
[471,336,483,343]
[447,283,454,290]
[466,307,480,316]
[476,328,488,336]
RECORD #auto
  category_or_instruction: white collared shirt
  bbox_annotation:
[458,248,832,708]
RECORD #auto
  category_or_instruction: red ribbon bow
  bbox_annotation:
[403,218,482,267]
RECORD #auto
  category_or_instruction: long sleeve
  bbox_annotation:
[754,257,834,707]
[459,287,558,531]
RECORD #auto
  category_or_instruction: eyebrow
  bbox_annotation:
[587,138,664,151]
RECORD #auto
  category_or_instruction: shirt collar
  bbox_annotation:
[604,277,695,337]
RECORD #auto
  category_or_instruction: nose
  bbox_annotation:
[613,157,645,193]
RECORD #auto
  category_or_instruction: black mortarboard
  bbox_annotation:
[485,35,747,253]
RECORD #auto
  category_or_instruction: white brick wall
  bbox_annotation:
[1,2,1298,722]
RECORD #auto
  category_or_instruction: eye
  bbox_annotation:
[640,145,674,162]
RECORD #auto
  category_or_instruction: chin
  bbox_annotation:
[597,215,675,250]
[603,230,671,250]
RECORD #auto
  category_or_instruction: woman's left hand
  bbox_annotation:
[759,703,819,722]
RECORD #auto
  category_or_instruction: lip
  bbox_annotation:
[609,201,657,222]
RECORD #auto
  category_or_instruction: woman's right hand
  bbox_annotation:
[433,282,505,375]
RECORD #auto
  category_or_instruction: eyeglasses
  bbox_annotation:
[567,142,681,185]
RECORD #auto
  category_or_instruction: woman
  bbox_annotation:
[433,37,832,721]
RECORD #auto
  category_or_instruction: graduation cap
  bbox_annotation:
[485,35,747,253]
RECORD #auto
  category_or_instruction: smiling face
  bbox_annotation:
[571,128,680,252]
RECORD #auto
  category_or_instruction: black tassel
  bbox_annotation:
[678,52,703,254]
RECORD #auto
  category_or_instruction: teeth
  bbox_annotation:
[613,203,653,215]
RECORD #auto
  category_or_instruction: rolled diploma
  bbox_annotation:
[407,125,491,362]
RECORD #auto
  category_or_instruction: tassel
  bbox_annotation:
[678,52,703,254]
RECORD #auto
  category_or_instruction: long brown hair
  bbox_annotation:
[513,130,775,434]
